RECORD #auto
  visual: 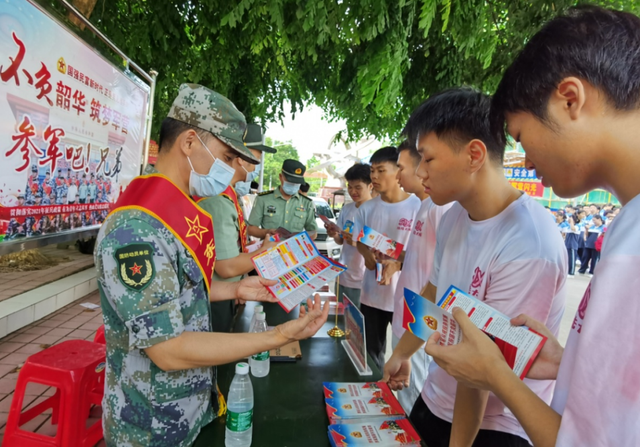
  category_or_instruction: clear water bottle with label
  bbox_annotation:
[225,362,253,447]
[249,305,264,332]
[249,312,270,378]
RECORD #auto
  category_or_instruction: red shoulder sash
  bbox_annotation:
[110,174,215,289]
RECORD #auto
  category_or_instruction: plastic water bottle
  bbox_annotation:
[225,362,253,447]
[249,305,264,332]
[249,312,270,377]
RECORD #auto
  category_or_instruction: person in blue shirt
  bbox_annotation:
[579,214,604,276]
[563,213,582,277]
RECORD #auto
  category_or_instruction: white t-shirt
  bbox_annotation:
[353,194,421,311]
[391,198,452,338]
[67,183,78,202]
[552,193,640,447]
[422,194,567,441]
[337,201,366,288]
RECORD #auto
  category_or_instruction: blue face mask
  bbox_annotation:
[187,135,236,197]
[235,163,261,197]
[282,180,300,196]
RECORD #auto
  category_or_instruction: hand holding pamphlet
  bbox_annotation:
[252,231,346,312]
[357,226,403,259]
[319,215,341,234]
[402,286,547,380]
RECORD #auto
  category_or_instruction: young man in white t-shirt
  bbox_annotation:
[383,88,567,447]
[422,7,640,447]
[379,141,453,412]
[326,163,373,307]
[353,147,421,371]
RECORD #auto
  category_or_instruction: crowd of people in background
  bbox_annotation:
[553,203,619,277]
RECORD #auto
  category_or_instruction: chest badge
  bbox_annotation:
[267,205,277,214]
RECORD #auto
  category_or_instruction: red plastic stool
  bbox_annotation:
[93,325,105,345]
[3,340,107,447]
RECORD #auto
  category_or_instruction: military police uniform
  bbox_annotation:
[248,159,317,234]
[94,84,258,447]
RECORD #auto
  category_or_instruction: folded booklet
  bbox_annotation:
[252,231,346,312]
[319,215,341,233]
[324,382,405,425]
[323,381,388,399]
[357,226,403,259]
[402,286,547,380]
[328,418,421,447]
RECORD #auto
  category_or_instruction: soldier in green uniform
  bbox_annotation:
[247,159,318,239]
[94,84,329,447]
[198,124,277,333]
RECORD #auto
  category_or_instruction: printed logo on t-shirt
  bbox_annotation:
[413,220,424,237]
[398,218,413,231]
[469,267,485,297]
[572,282,591,335]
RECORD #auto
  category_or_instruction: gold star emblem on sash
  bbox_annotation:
[185,215,208,244]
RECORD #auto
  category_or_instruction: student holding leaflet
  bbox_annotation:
[327,163,373,308]
[383,88,567,447]
[382,141,453,412]
[353,147,421,371]
[423,7,640,447]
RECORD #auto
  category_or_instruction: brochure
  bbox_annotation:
[328,418,421,446]
[343,220,354,234]
[319,214,341,233]
[323,382,389,399]
[357,226,403,259]
[252,231,347,312]
[402,287,547,380]
[325,384,405,424]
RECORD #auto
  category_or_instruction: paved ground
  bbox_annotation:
[0,245,94,302]
[0,290,103,443]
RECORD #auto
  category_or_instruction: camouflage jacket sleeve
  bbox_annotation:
[96,216,186,351]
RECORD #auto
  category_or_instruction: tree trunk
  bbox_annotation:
[68,0,98,30]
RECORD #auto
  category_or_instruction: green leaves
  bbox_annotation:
[56,0,640,143]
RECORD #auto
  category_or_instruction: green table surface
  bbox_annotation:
[195,301,382,447]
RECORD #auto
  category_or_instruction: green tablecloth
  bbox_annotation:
[194,301,382,447]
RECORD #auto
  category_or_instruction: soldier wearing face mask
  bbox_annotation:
[198,124,279,332]
[93,84,330,447]
[248,158,318,240]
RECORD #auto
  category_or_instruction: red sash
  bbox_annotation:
[110,174,215,290]
[219,186,248,253]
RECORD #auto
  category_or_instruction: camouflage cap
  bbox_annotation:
[168,83,259,163]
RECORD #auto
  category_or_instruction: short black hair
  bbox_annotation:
[491,6,640,147]
[158,117,205,151]
[397,140,421,165]
[370,146,399,165]
[404,87,504,162]
[344,163,371,184]
[300,182,310,193]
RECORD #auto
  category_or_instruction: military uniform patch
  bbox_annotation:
[267,205,277,214]
[115,243,155,291]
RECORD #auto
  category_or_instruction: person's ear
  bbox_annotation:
[553,77,587,121]
[465,139,487,173]
[178,129,199,158]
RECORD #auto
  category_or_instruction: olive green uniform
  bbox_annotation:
[248,187,317,234]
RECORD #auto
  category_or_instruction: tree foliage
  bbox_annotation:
[43,0,640,141]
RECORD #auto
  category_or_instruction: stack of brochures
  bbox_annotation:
[323,382,421,446]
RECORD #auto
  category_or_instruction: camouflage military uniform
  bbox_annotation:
[95,169,216,447]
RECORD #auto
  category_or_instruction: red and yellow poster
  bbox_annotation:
[0,0,149,241]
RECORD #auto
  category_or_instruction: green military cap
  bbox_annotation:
[281,159,306,184]
[168,83,259,163]
[244,124,276,153]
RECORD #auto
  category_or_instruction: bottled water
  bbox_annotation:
[225,362,253,447]
[249,305,264,332]
[249,312,270,377]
